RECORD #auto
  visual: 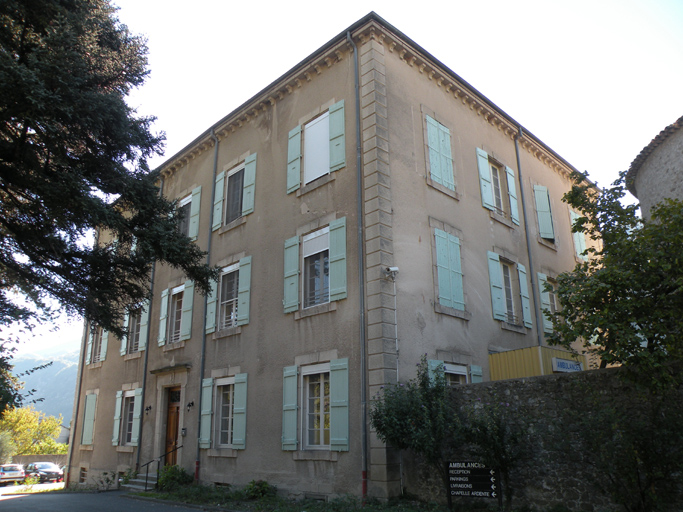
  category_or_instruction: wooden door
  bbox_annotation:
[165,387,181,466]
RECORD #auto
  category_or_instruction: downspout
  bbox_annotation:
[195,129,219,480]
[347,30,368,499]
[514,128,545,375]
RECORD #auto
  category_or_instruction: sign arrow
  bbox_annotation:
[492,492,497,497]
[491,484,496,490]
[490,470,495,475]
[490,477,495,482]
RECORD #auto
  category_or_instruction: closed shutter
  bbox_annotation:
[112,390,123,446]
[81,394,97,445]
[428,359,444,382]
[470,365,483,383]
[477,148,494,210]
[121,314,129,355]
[283,237,300,313]
[426,116,443,186]
[86,330,93,365]
[426,116,454,191]
[100,330,108,361]
[205,279,218,334]
[180,280,194,341]
[139,299,150,351]
[232,373,248,449]
[242,153,256,215]
[570,210,587,259]
[287,126,302,194]
[130,387,143,446]
[158,289,169,346]
[534,185,555,240]
[487,252,506,321]
[329,217,347,302]
[199,378,213,449]
[282,365,298,450]
[329,358,349,452]
[212,171,225,231]
[236,256,252,326]
[505,166,520,225]
[435,229,464,310]
[329,100,345,172]
[517,264,533,328]
[538,272,553,333]
[188,186,201,241]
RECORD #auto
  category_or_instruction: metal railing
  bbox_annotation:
[138,444,183,491]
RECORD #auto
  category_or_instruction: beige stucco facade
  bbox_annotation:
[68,13,594,500]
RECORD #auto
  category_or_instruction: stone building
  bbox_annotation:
[68,12,594,500]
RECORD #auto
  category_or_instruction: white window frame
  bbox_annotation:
[302,227,330,309]
[218,263,239,330]
[177,194,192,237]
[90,327,103,363]
[501,261,517,324]
[127,307,142,354]
[444,363,468,386]
[490,162,505,215]
[120,390,136,446]
[303,111,330,185]
[215,376,235,448]
[224,164,245,225]
[300,362,331,450]
[168,284,185,344]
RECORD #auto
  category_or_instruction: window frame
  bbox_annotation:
[90,327,103,364]
[224,164,245,225]
[215,376,236,448]
[126,307,142,354]
[444,363,468,386]
[120,391,136,446]
[302,227,330,309]
[487,251,532,328]
[168,284,185,344]
[476,148,519,225]
[301,363,331,450]
[177,194,192,238]
[218,263,240,330]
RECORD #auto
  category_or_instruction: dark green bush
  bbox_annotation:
[244,479,277,499]
[157,464,193,491]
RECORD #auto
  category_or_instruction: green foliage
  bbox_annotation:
[0,406,63,455]
[95,471,118,491]
[0,430,15,463]
[157,464,193,491]
[244,479,277,499]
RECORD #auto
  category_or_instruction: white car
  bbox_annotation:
[0,464,25,485]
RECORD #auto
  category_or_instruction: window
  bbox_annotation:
[487,251,532,327]
[121,393,135,445]
[177,195,191,237]
[534,185,555,241]
[425,115,455,191]
[86,326,108,364]
[177,187,201,240]
[212,155,256,231]
[283,218,347,313]
[570,210,588,260]
[81,394,97,445]
[158,281,194,345]
[538,273,558,334]
[198,374,247,450]
[434,228,464,311]
[282,359,349,452]
[476,148,519,225]
[206,257,252,334]
[79,467,87,484]
[287,100,345,194]
[121,301,149,356]
[112,388,142,447]
[127,309,141,353]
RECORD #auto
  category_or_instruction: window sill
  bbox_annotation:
[490,210,514,228]
[88,362,103,369]
[218,216,247,235]
[212,326,242,340]
[79,445,94,451]
[295,301,337,320]
[296,172,335,197]
[163,340,186,352]
[501,321,527,334]
[124,351,142,361]
[116,446,135,453]
[207,448,238,458]
[426,177,459,200]
[537,236,557,251]
[434,303,471,321]
[292,450,339,461]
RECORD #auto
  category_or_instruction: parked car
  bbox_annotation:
[0,464,25,485]
[24,462,63,483]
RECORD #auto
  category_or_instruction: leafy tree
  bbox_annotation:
[548,171,683,390]
[0,406,66,455]
[0,431,15,463]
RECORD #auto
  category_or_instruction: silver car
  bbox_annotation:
[0,464,25,485]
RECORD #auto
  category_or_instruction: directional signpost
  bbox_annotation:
[446,461,502,510]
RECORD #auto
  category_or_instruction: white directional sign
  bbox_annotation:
[448,461,498,499]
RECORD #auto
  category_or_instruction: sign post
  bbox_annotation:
[447,461,502,510]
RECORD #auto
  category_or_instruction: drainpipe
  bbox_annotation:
[514,128,545,375]
[195,129,220,480]
[346,30,368,499]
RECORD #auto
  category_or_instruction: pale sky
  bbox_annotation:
[15,0,683,357]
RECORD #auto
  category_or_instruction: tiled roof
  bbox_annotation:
[626,115,683,196]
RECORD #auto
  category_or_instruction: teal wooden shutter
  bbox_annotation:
[139,299,150,351]
[517,264,533,328]
[428,359,444,382]
[538,272,553,333]
[470,365,483,383]
[329,100,345,172]
[81,394,97,445]
[487,252,506,320]
[86,331,93,365]
[232,373,248,449]
[283,236,300,313]
[121,314,129,355]
[570,210,587,259]
[534,185,555,239]
[205,278,218,334]
[236,256,252,326]
[426,116,454,191]
[426,116,443,186]
[212,171,225,231]
[505,166,520,225]
[180,280,194,341]
[158,288,168,346]
[112,390,123,446]
[435,229,464,310]
[242,153,256,215]
[477,148,494,210]
[188,186,201,241]
[287,126,301,194]
[329,217,347,302]
[282,366,298,450]
[199,378,213,449]
[100,330,108,361]
[130,387,143,446]
[330,358,349,451]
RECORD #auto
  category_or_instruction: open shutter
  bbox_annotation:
[538,272,553,333]
[81,394,97,445]
[232,373,248,449]
[139,299,150,351]
[188,186,201,241]
[242,153,256,215]
[435,229,464,310]
[121,314,129,355]
[570,210,587,259]
[329,217,347,302]
[86,331,93,365]
[534,185,555,239]
[130,387,143,446]
[282,365,298,450]
[180,280,194,341]
[505,166,520,225]
[329,100,345,172]
[236,256,252,326]
[287,126,302,194]
[517,264,533,328]
[158,289,169,346]
[283,237,300,313]
[199,378,213,449]
[205,279,218,334]
[112,390,123,446]
[470,365,483,383]
[213,171,225,231]
[330,358,349,451]
[477,148,494,210]
[487,252,506,320]
[100,330,108,361]
[428,359,444,382]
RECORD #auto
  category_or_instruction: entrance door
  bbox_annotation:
[165,387,181,466]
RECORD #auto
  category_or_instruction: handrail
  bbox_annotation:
[138,444,183,491]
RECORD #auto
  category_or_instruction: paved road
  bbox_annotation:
[0,489,204,512]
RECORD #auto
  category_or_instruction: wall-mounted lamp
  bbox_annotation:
[186,401,195,412]
[383,266,399,281]
[144,405,152,415]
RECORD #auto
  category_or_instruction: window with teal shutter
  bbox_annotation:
[287,126,302,194]
[283,237,300,313]
[426,116,455,191]
[329,218,347,301]
[517,264,533,328]
[85,330,93,365]
[329,358,349,451]
[232,374,248,449]
[138,300,150,351]
[487,252,506,321]
[477,148,494,210]
[427,359,444,382]
[158,288,169,345]
[538,272,553,333]
[236,256,251,326]
[329,100,345,172]
[212,171,225,231]
[282,366,298,450]
[81,394,97,445]
[180,280,194,341]
[188,186,201,241]
[505,166,520,225]
[99,330,108,362]
[112,390,123,446]
[570,210,587,259]
[199,378,213,449]
[534,185,555,240]
[120,314,129,356]
[130,388,143,446]
[242,153,257,216]
[435,229,465,311]
[205,279,218,334]
[470,365,483,383]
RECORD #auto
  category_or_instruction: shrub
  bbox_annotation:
[157,464,193,491]
[244,479,276,499]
